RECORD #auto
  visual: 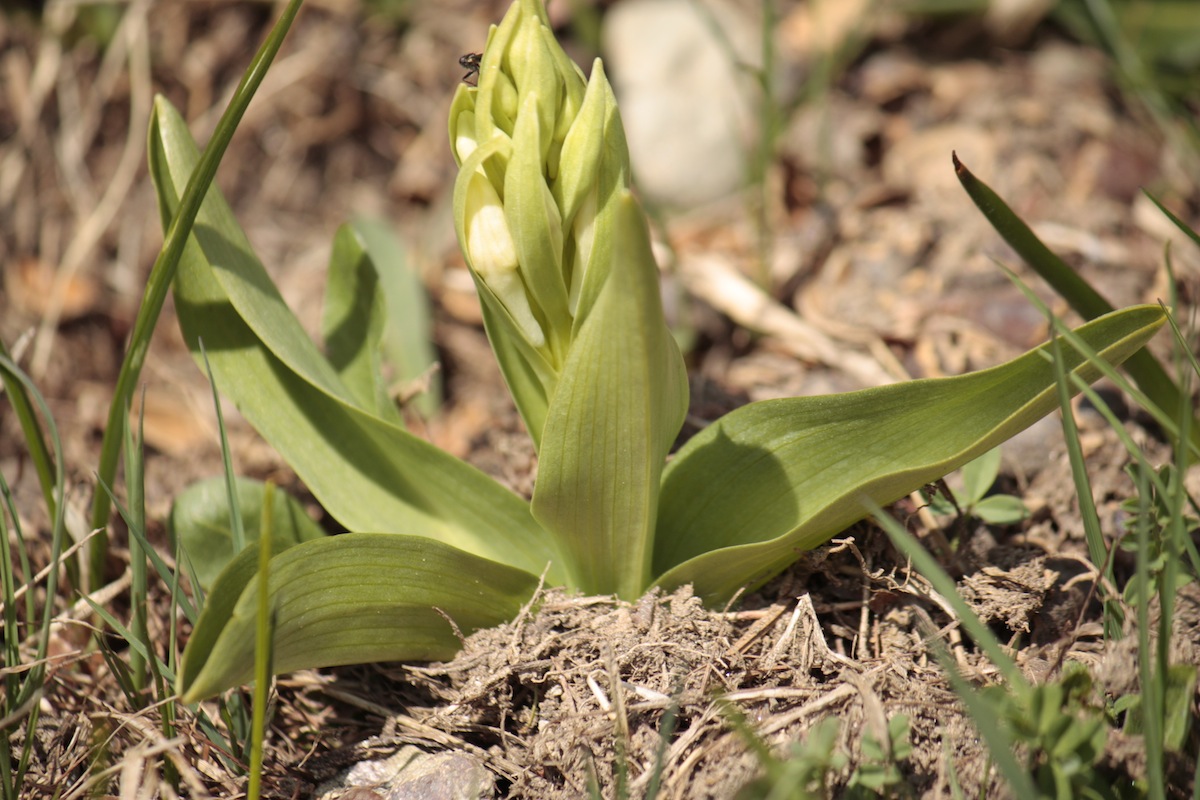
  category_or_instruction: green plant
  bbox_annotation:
[87,0,305,589]
[845,714,914,798]
[733,714,846,800]
[0,354,67,800]
[877,505,1121,800]
[158,0,1165,701]
[983,664,1115,800]
[922,446,1029,526]
[954,153,1200,459]
[729,710,913,799]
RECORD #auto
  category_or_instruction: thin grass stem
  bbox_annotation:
[89,0,305,584]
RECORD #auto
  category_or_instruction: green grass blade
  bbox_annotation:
[200,342,246,556]
[99,480,199,623]
[0,356,67,707]
[1131,467,1165,799]
[0,356,66,795]
[246,483,274,800]
[0,472,24,800]
[0,474,22,703]
[1144,193,1200,251]
[80,597,176,685]
[1064,368,1200,610]
[0,339,56,528]
[953,153,1199,456]
[1162,302,1200,396]
[124,395,149,694]
[1069,377,1154,591]
[1047,326,1122,639]
[89,0,305,584]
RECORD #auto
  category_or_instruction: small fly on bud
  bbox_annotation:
[459,53,482,85]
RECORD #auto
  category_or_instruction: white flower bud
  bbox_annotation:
[465,171,546,347]
[455,110,478,163]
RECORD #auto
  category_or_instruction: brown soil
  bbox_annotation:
[2,0,1199,798]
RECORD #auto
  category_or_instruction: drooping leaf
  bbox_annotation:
[653,305,1165,604]
[168,476,328,591]
[148,97,559,582]
[531,193,688,598]
[178,534,540,701]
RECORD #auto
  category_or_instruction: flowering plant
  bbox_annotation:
[159,0,1164,700]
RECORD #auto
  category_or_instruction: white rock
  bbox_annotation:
[602,0,762,208]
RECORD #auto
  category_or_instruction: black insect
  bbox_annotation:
[459,53,482,85]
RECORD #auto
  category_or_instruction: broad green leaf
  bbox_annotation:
[179,534,540,701]
[149,98,560,582]
[653,305,1165,604]
[531,193,688,598]
[321,224,403,426]
[350,217,442,418]
[168,476,328,591]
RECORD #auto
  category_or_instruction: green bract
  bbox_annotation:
[164,0,1166,701]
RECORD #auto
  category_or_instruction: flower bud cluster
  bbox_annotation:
[450,0,631,370]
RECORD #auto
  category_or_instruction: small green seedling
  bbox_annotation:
[980,664,1113,800]
[729,710,913,800]
[923,446,1030,526]
[845,714,913,798]
[732,714,846,800]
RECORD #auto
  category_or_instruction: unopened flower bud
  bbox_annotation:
[448,0,646,446]
[464,170,545,348]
